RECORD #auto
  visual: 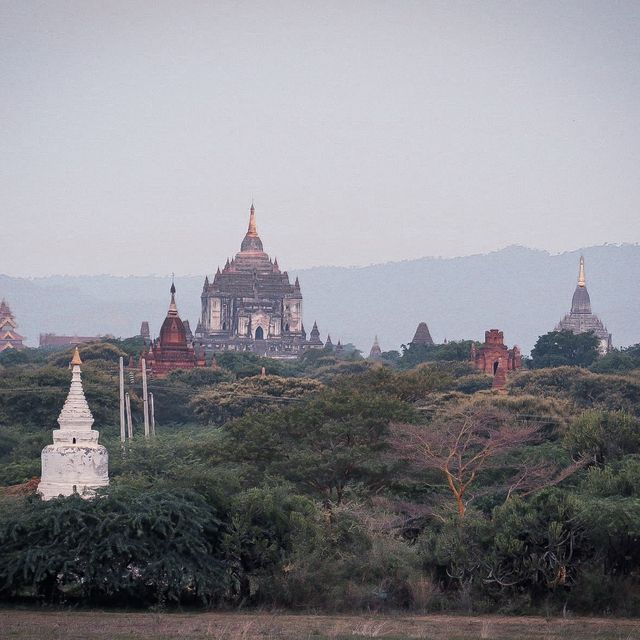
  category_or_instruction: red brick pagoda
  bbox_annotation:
[471,329,521,390]
[145,283,205,376]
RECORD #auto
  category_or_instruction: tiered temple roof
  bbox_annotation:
[203,205,299,301]
[555,256,612,354]
[0,299,25,351]
[197,204,306,358]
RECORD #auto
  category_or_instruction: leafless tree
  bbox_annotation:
[389,406,588,518]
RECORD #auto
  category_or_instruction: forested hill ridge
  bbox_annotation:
[1,244,639,353]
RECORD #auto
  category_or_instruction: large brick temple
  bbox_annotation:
[195,204,317,358]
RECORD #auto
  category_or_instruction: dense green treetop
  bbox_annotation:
[530,330,600,368]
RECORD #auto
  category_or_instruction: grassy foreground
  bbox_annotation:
[0,610,639,640]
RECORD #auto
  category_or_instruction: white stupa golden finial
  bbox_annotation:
[58,346,94,431]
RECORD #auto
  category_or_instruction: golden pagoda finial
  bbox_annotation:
[578,255,586,287]
[247,203,257,237]
[71,347,82,367]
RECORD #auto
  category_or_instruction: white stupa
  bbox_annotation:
[38,348,109,500]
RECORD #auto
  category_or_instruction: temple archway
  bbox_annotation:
[255,326,264,340]
[493,360,499,375]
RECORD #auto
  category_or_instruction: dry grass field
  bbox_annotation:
[1,610,639,640]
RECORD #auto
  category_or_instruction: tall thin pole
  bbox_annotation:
[141,358,150,438]
[125,392,133,439]
[150,392,156,436]
[119,356,126,443]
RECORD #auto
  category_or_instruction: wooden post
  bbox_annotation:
[119,357,126,443]
[125,392,133,439]
[141,358,150,438]
[150,392,156,436]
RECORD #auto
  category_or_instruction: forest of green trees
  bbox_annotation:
[1,333,640,615]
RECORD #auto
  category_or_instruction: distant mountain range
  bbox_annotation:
[1,245,638,354]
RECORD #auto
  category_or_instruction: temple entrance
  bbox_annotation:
[255,326,264,340]
[493,360,499,375]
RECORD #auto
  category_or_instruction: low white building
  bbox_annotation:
[38,348,109,500]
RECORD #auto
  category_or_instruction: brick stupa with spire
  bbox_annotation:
[38,348,109,500]
[369,336,382,360]
[410,322,435,347]
[146,281,205,376]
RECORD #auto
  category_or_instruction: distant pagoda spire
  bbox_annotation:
[0,297,25,351]
[570,255,592,315]
[555,254,612,354]
[248,202,258,236]
[578,255,586,288]
[308,321,323,347]
[168,280,178,317]
[369,335,382,360]
[241,203,264,252]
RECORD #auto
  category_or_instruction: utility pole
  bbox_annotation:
[125,392,133,439]
[141,358,150,438]
[119,356,126,443]
[149,392,156,436]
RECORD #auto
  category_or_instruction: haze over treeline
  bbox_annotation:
[1,244,638,354]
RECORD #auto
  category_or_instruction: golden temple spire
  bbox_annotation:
[578,255,586,288]
[71,347,82,367]
[247,203,258,237]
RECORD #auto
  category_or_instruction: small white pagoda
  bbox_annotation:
[38,348,109,500]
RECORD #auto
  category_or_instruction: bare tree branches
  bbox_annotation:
[389,406,587,517]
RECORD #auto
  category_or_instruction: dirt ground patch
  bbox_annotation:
[1,609,639,640]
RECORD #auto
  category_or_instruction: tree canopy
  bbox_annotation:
[530,330,600,368]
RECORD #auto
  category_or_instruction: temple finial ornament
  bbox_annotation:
[71,346,82,367]
[578,255,586,288]
[168,280,178,316]
[248,203,258,236]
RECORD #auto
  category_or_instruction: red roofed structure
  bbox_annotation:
[145,283,205,376]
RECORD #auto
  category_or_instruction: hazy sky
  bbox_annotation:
[2,1,640,276]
